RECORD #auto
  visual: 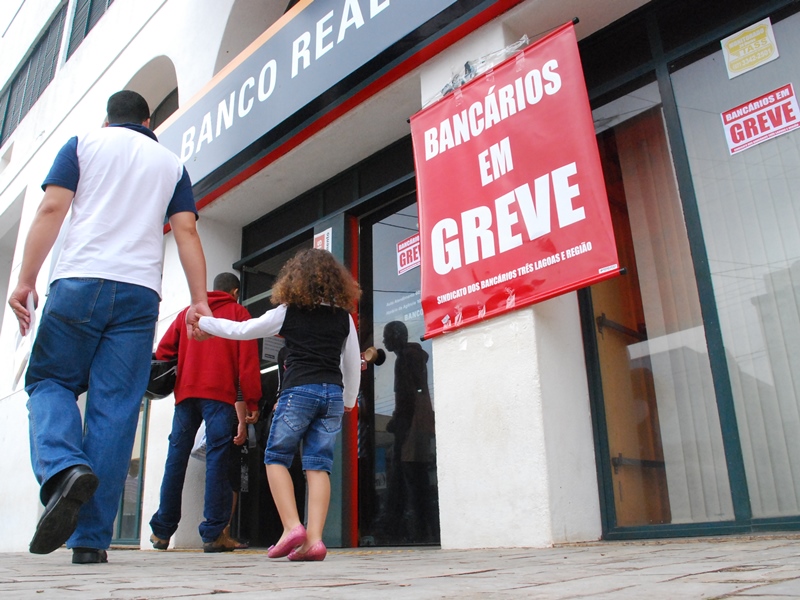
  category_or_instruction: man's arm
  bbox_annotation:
[233,399,247,445]
[168,211,210,336]
[8,185,74,334]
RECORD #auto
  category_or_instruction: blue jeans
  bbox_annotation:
[266,384,344,473]
[149,398,235,543]
[26,278,159,550]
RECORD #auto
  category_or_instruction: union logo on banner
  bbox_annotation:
[410,22,620,339]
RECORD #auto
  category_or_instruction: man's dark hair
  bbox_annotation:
[106,90,150,125]
[213,272,240,294]
[384,321,409,346]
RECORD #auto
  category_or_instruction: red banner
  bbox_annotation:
[410,22,619,338]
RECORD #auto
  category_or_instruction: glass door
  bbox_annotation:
[238,236,313,548]
[671,11,800,521]
[358,196,440,545]
[112,398,149,543]
[588,82,734,529]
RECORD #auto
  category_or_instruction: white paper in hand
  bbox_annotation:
[12,292,36,390]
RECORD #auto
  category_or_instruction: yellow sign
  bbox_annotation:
[721,18,779,79]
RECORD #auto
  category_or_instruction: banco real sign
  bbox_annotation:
[158,0,456,184]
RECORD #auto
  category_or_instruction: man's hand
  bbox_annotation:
[8,284,38,335]
[186,301,212,340]
[245,409,259,424]
[9,185,73,335]
[233,423,247,446]
[170,210,209,340]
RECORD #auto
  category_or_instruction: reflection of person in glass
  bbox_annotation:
[382,321,438,543]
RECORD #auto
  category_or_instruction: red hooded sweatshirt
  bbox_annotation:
[155,290,262,411]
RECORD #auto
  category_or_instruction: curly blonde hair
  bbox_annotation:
[271,248,361,311]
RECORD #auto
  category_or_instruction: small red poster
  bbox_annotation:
[410,22,619,338]
[397,233,421,275]
[721,83,800,155]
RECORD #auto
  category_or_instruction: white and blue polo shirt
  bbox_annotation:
[42,123,196,297]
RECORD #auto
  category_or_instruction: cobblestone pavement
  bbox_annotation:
[1,535,799,599]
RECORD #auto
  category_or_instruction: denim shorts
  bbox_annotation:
[265,383,344,473]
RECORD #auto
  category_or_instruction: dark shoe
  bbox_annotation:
[72,548,108,564]
[203,528,236,553]
[30,465,99,555]
[150,533,170,550]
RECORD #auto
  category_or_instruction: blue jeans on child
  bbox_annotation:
[26,278,159,550]
[150,398,235,543]
[266,383,344,473]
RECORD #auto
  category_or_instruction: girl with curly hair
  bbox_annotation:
[198,248,361,561]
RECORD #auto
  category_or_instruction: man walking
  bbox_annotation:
[8,90,209,564]
[149,272,262,552]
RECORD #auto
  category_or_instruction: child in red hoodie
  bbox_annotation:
[149,272,262,552]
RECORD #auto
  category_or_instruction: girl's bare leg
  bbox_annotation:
[294,470,329,553]
[266,464,302,541]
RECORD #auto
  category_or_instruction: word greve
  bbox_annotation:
[423,59,562,161]
[721,83,799,154]
[431,162,585,275]
[727,86,796,144]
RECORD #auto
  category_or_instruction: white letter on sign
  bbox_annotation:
[479,137,514,186]
[516,175,551,241]
[553,162,584,227]
[339,0,365,42]
[316,11,334,59]
[462,206,495,265]
[424,128,438,160]
[180,127,195,162]
[371,0,390,17]
[292,32,311,78]
[495,190,522,253]
[431,218,461,275]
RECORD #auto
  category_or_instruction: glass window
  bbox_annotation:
[241,237,313,328]
[0,5,67,147]
[590,83,733,527]
[150,88,179,131]
[113,399,148,542]
[671,12,800,519]
[360,200,440,545]
[231,238,315,549]
[67,0,114,59]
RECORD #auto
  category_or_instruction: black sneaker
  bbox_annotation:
[72,548,108,564]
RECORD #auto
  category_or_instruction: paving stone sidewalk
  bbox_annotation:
[1,534,798,599]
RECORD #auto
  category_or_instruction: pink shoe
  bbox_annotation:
[267,524,307,559]
[288,540,327,562]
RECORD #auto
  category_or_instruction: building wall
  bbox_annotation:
[0,0,660,552]
[0,0,245,552]
[140,218,243,549]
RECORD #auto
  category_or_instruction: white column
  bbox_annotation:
[420,22,602,548]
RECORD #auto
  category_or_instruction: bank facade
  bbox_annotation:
[0,0,798,552]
